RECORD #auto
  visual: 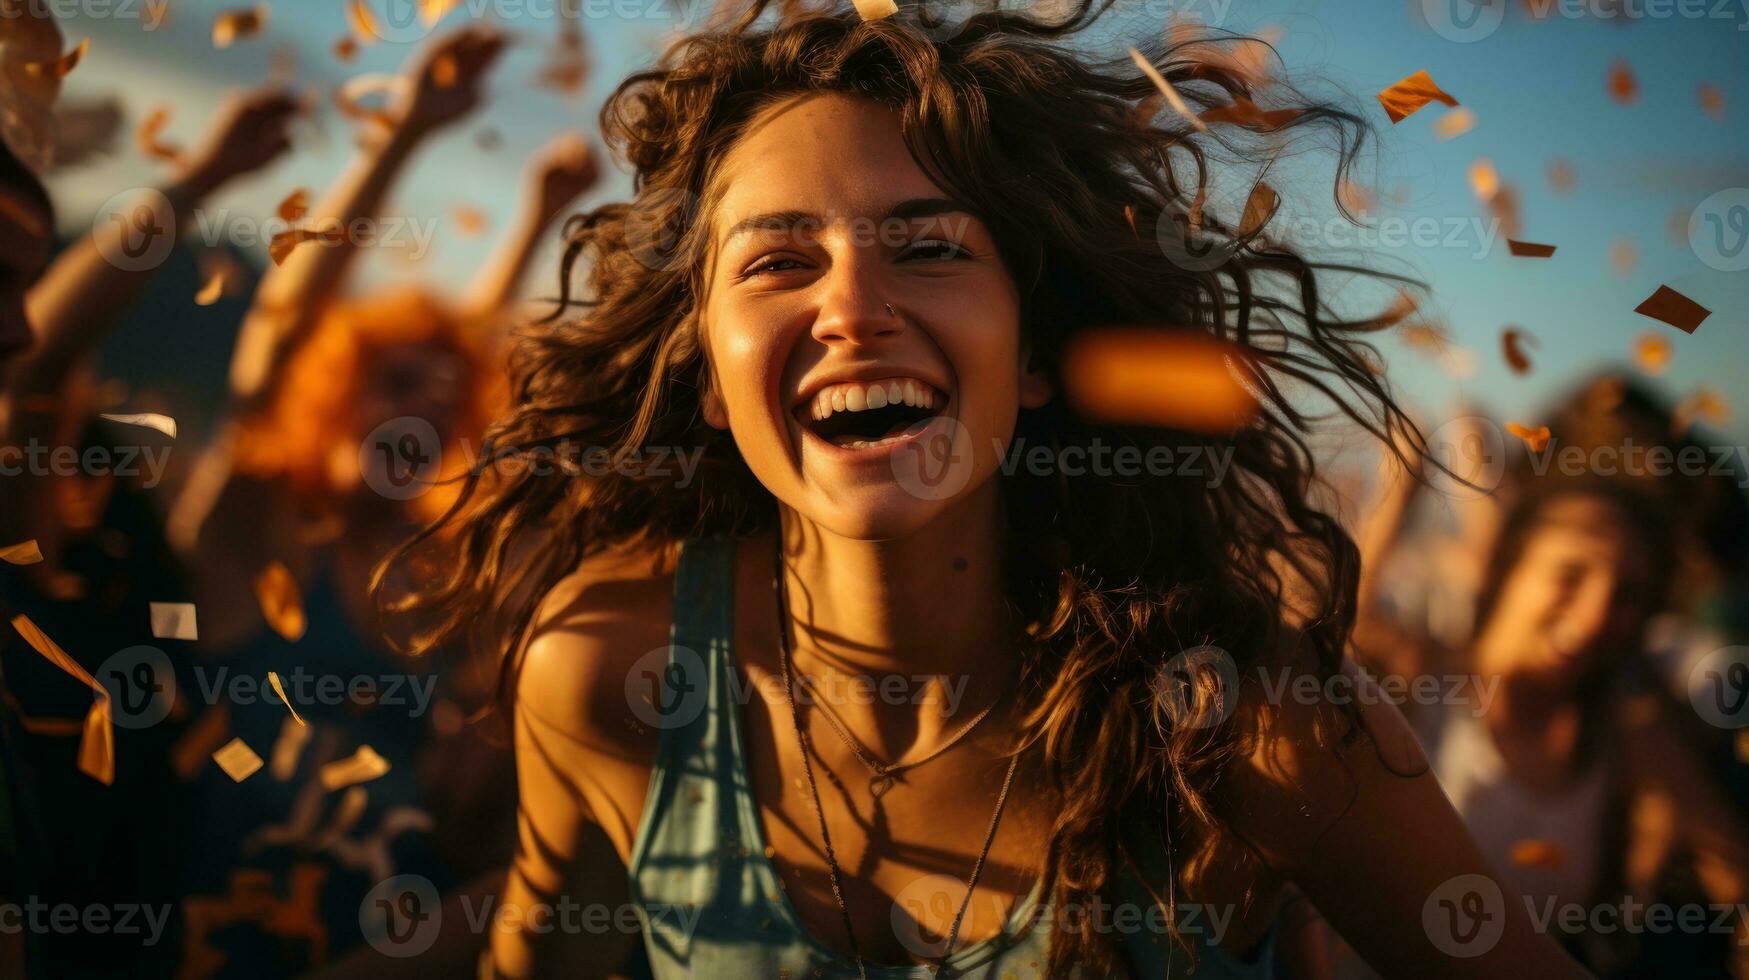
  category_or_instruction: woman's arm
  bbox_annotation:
[459,132,599,325]
[1217,647,1594,979]
[226,25,505,416]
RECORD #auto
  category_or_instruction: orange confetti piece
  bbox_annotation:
[277,188,308,223]
[1633,332,1671,374]
[432,51,458,88]
[421,0,463,24]
[1506,422,1552,452]
[850,0,898,19]
[25,36,90,80]
[347,0,383,45]
[1378,69,1458,124]
[1238,182,1279,239]
[1122,204,1140,241]
[452,205,487,236]
[1506,239,1556,258]
[1607,58,1637,104]
[1468,159,1500,201]
[267,226,342,266]
[1672,387,1729,436]
[1547,159,1575,194]
[1634,284,1710,334]
[1432,107,1475,140]
[255,561,307,642]
[1198,97,1300,131]
[212,4,268,49]
[1062,328,1260,434]
[195,272,226,306]
[1698,82,1724,120]
[266,671,306,726]
[1130,48,1207,133]
[319,744,391,790]
[212,737,263,781]
[1501,328,1536,375]
[1609,238,1637,277]
[97,412,176,438]
[149,602,199,641]
[135,105,184,165]
[1510,838,1566,870]
[10,615,114,785]
[0,540,43,565]
[333,35,359,62]
[1337,180,1375,216]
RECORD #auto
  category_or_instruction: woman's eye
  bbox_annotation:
[744,256,804,277]
[904,239,969,261]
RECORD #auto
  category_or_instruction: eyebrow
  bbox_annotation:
[715,196,981,251]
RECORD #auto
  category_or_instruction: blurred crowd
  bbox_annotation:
[2,4,1747,980]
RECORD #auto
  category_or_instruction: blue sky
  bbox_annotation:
[43,0,1749,446]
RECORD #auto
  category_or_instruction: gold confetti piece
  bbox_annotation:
[0,540,43,565]
[1197,97,1300,131]
[850,0,898,20]
[1237,181,1279,238]
[1634,284,1710,335]
[212,737,263,782]
[1506,239,1556,258]
[1378,69,1457,124]
[255,561,307,642]
[1062,328,1259,434]
[1672,386,1729,437]
[319,744,390,790]
[1510,838,1566,870]
[149,602,198,641]
[267,226,342,266]
[335,73,408,130]
[266,671,305,726]
[277,188,308,223]
[421,0,462,24]
[212,4,268,49]
[347,0,382,45]
[1501,328,1535,375]
[26,36,90,79]
[1698,82,1724,120]
[194,272,226,306]
[452,205,486,236]
[1338,179,1375,216]
[1548,159,1576,194]
[1633,332,1671,374]
[10,615,114,785]
[332,35,359,62]
[1506,422,1552,452]
[1606,58,1637,104]
[96,412,177,438]
[269,714,312,780]
[136,105,184,165]
[1432,106,1475,140]
[1129,48,1207,133]
[1468,158,1499,201]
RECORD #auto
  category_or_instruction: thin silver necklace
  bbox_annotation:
[773,535,1022,979]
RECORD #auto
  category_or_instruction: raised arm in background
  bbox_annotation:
[459,131,600,326]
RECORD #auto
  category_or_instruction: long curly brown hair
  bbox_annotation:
[379,1,1425,972]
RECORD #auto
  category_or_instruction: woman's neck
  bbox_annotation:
[775,478,1019,759]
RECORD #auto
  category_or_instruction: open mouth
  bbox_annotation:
[797,377,947,450]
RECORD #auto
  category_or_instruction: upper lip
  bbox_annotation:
[790,366,950,412]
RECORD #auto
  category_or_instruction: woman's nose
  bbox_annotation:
[808,256,903,348]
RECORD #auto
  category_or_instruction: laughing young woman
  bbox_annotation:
[382,2,1594,977]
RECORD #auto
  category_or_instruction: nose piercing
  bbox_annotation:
[884,303,898,318]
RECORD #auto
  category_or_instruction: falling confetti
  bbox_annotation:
[319,744,391,790]
[1510,839,1566,870]
[212,4,269,49]
[1062,328,1260,434]
[347,0,383,45]
[212,737,263,782]
[10,615,114,785]
[1547,159,1575,194]
[1198,97,1300,131]
[1377,69,1458,123]
[149,602,199,641]
[452,205,487,236]
[25,36,90,79]
[422,0,463,24]
[1633,333,1671,374]
[1501,328,1536,375]
[1698,82,1724,120]
[1468,159,1500,202]
[1606,58,1637,104]
[97,412,177,438]
[1130,49,1207,133]
[135,105,184,164]
[1338,180,1375,216]
[1609,238,1637,277]
[1506,240,1556,258]
[269,714,312,780]
[432,51,458,88]
[1238,182,1279,238]
[0,540,44,565]
[266,671,306,726]
[277,188,309,223]
[1506,422,1552,452]
[255,561,307,642]
[1432,107,1475,140]
[850,0,898,19]
[1634,284,1710,334]
[1672,387,1729,436]
[268,227,342,266]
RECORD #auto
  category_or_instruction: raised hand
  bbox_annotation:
[401,25,507,136]
[181,87,300,188]
[530,132,599,221]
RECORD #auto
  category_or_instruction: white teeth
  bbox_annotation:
[888,381,903,404]
[867,385,887,410]
[805,377,943,425]
[846,386,866,412]
[831,389,846,413]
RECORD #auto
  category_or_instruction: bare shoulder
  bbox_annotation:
[1213,628,1434,873]
[515,536,683,747]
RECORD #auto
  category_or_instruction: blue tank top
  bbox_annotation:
[627,535,1276,979]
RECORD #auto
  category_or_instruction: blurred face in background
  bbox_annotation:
[1476,494,1658,690]
[352,341,466,448]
